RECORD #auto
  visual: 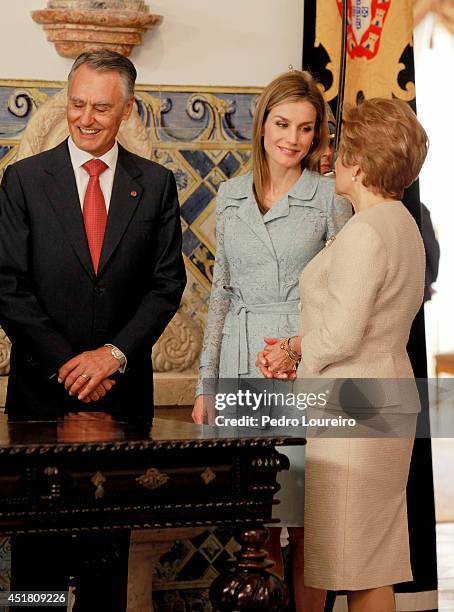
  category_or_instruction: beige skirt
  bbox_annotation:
[304,416,417,591]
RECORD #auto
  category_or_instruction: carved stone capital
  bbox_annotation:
[31,1,163,59]
[153,308,202,373]
[0,329,11,376]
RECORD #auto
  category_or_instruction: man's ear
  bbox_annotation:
[122,97,134,121]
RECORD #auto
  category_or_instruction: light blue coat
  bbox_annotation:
[196,169,352,394]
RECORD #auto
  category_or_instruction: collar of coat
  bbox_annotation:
[224,169,323,202]
[221,169,328,220]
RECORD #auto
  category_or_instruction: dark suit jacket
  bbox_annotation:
[0,140,186,418]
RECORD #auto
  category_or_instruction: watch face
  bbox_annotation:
[111,348,126,366]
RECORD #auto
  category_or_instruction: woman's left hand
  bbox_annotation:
[256,337,297,380]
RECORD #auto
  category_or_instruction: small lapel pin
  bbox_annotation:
[130,190,138,198]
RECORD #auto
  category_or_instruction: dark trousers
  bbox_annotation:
[11,531,131,612]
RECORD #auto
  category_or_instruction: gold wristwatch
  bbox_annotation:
[104,343,126,368]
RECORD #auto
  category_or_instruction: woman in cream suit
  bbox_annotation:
[257,98,429,611]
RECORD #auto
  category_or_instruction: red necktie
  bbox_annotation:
[82,159,108,274]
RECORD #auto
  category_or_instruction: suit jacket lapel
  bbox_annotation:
[229,175,276,258]
[43,140,95,280]
[236,197,276,258]
[97,145,143,276]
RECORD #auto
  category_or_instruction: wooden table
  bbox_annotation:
[0,412,305,611]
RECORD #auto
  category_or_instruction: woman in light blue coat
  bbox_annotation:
[193,70,351,611]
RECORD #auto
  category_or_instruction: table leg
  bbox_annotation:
[209,524,289,611]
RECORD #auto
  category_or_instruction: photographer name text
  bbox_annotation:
[214,414,356,427]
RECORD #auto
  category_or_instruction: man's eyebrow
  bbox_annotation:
[69,97,113,107]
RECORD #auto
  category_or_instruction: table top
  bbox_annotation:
[0,412,305,454]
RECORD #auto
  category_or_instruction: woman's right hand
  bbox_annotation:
[192,394,216,425]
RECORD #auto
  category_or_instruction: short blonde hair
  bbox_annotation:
[340,98,429,199]
[252,70,328,208]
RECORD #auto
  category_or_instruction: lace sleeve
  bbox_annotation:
[326,194,353,238]
[195,182,231,396]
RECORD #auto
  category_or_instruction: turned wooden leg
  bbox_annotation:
[209,524,289,611]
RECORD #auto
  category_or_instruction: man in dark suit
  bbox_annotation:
[0,51,186,610]
[0,50,185,418]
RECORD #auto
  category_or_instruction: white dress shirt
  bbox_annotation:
[66,137,126,372]
[67,137,118,212]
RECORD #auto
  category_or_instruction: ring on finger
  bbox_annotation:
[79,373,90,381]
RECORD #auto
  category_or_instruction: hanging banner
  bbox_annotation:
[313,0,415,104]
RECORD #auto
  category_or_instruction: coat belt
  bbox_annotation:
[224,288,300,376]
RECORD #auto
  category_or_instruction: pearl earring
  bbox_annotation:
[351,176,357,182]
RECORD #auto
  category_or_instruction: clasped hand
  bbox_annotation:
[58,346,120,403]
[255,336,298,380]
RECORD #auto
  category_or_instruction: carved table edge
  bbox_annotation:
[0,436,306,455]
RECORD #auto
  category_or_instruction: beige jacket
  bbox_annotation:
[298,201,425,413]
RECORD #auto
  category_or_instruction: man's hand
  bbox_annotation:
[80,378,116,403]
[58,347,120,400]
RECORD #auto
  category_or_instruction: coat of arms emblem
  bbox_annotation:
[336,0,392,59]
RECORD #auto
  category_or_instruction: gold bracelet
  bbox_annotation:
[279,336,301,367]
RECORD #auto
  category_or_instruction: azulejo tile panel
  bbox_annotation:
[0,80,259,329]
